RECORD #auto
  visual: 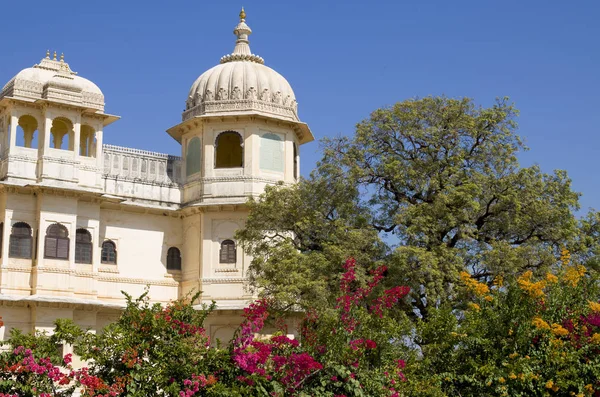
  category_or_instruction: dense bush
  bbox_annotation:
[0,259,411,397]
[2,253,599,396]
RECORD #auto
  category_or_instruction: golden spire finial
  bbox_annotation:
[46,50,50,59]
[60,53,64,62]
[239,6,246,21]
[53,51,57,61]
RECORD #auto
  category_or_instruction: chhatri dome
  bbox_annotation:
[183,8,302,127]
[0,51,105,112]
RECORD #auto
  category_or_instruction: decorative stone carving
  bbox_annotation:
[259,88,270,101]
[216,88,229,100]
[230,86,241,100]
[246,87,257,100]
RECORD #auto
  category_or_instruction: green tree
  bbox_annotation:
[237,96,581,319]
[236,164,388,311]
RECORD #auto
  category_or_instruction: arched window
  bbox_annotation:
[215,131,243,168]
[259,133,284,172]
[101,240,117,264]
[167,247,182,270]
[75,229,92,264]
[9,222,32,259]
[16,115,39,148]
[44,223,69,259]
[186,137,202,176]
[50,118,73,151]
[219,239,236,264]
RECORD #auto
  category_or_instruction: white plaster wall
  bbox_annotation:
[198,211,253,308]
[97,208,181,303]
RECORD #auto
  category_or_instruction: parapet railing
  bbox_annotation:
[102,144,182,185]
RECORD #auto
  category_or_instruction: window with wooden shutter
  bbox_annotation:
[9,222,32,259]
[44,223,69,260]
[215,131,243,168]
[167,247,181,270]
[75,229,93,264]
[101,240,117,264]
[219,240,236,264]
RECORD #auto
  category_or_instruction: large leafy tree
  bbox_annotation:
[237,96,581,319]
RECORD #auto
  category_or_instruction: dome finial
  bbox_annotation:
[239,7,246,21]
[53,51,57,61]
[46,50,50,59]
[60,53,64,62]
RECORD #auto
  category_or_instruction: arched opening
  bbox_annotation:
[219,239,236,264]
[101,240,117,264]
[293,143,299,180]
[186,137,201,176]
[259,133,284,172]
[50,118,73,150]
[44,223,69,260]
[167,247,182,270]
[80,125,96,157]
[75,228,92,264]
[215,131,243,168]
[16,115,39,148]
[9,222,32,259]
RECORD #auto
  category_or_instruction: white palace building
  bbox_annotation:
[0,9,313,344]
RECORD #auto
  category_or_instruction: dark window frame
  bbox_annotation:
[75,228,93,264]
[166,247,182,271]
[44,223,69,260]
[9,222,33,259]
[219,239,237,264]
[101,240,117,264]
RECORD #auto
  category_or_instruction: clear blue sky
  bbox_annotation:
[1,1,599,211]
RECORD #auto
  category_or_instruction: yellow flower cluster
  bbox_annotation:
[591,333,600,343]
[545,273,558,284]
[460,271,490,296]
[560,248,571,266]
[517,271,546,298]
[532,317,550,330]
[550,323,569,337]
[590,301,600,313]
[545,379,559,392]
[467,302,481,312]
[585,384,594,393]
[493,274,504,287]
[562,265,586,287]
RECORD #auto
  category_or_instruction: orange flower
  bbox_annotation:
[545,273,558,284]
[563,265,586,287]
[518,271,546,298]
[550,323,569,337]
[589,301,600,313]
[532,317,550,331]
[460,271,490,296]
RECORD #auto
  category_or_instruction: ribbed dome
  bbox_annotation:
[182,9,299,123]
[0,52,105,112]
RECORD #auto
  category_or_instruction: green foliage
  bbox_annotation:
[237,96,582,321]
[236,174,387,311]
[404,262,600,396]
